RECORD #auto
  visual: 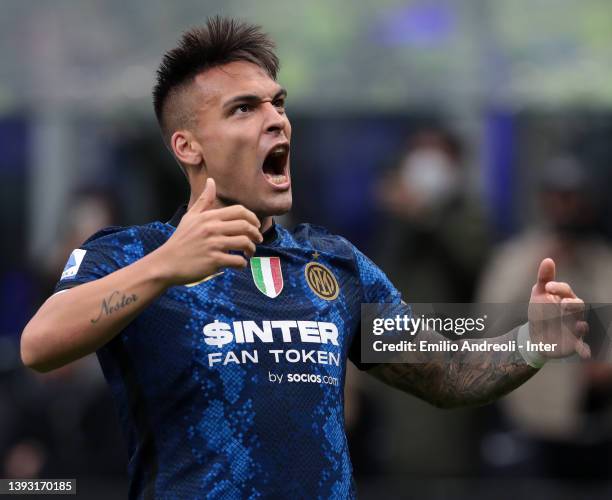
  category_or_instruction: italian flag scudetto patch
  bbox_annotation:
[250,257,284,298]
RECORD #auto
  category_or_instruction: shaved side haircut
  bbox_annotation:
[152,16,280,150]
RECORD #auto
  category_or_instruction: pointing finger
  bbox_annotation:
[190,178,217,213]
[535,258,556,293]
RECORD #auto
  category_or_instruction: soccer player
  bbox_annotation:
[21,17,589,499]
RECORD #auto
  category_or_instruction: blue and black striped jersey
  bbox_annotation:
[55,206,401,500]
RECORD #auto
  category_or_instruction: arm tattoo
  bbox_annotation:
[91,291,138,324]
[368,328,538,408]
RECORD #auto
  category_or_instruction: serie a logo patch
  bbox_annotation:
[305,262,339,300]
[60,249,87,280]
[251,257,284,298]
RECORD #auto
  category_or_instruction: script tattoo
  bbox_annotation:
[91,291,138,324]
[368,329,537,408]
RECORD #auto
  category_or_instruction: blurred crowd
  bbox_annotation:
[5,1,612,497]
[3,113,612,499]
[347,123,612,499]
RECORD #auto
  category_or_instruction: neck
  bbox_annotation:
[259,216,274,233]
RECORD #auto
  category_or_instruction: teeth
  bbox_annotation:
[268,174,287,184]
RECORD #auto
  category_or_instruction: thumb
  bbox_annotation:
[190,178,216,212]
[535,257,556,293]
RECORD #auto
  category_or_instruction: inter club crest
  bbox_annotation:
[305,262,339,300]
[250,257,284,298]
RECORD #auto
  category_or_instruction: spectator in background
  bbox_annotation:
[476,156,612,478]
[478,156,612,304]
[0,189,126,487]
[43,190,117,297]
[368,128,489,478]
[375,128,488,302]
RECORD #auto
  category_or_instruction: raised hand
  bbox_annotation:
[157,178,263,286]
[528,258,590,360]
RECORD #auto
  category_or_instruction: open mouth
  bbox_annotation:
[262,144,290,186]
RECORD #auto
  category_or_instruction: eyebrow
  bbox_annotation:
[222,88,287,111]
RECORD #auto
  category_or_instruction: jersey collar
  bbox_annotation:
[167,204,278,244]
[167,204,188,228]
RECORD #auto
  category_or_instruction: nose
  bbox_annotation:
[263,102,286,135]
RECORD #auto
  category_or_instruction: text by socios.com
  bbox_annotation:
[288,373,339,386]
[268,371,339,386]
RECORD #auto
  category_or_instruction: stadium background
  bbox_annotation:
[2,1,612,498]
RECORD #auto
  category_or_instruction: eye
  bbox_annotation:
[234,103,252,115]
[273,98,285,111]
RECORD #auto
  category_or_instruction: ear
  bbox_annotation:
[170,130,203,167]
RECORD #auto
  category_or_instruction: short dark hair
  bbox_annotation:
[153,16,279,143]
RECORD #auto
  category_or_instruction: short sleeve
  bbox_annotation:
[54,226,144,293]
[348,244,403,370]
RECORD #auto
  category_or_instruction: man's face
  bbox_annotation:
[190,61,292,217]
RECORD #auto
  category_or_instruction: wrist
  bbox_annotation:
[142,246,177,289]
[517,322,546,369]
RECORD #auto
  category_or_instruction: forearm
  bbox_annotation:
[21,248,172,372]
[21,188,263,373]
[369,328,538,408]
